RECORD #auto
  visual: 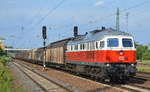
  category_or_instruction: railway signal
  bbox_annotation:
[42,26,47,71]
[42,26,47,39]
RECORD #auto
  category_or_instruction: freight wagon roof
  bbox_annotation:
[68,28,132,45]
[37,47,44,50]
[47,37,73,48]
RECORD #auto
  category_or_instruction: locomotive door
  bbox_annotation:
[86,42,95,62]
[91,42,95,62]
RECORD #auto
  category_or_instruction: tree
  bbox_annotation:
[143,51,150,60]
[0,48,6,56]
[136,44,148,61]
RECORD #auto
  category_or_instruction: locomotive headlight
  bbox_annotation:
[106,64,110,67]
[119,51,124,55]
[131,64,134,66]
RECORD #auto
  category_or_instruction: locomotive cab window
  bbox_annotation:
[107,38,118,47]
[122,38,133,47]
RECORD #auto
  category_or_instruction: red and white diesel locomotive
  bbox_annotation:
[66,27,136,81]
[16,26,137,81]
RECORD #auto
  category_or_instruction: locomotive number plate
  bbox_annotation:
[118,56,125,60]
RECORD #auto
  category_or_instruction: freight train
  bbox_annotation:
[16,26,137,82]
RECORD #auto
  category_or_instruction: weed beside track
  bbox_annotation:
[0,56,12,92]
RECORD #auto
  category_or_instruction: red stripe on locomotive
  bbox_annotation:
[66,50,136,63]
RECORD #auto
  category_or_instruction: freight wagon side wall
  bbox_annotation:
[46,49,50,62]
[31,49,37,60]
[46,38,72,64]
[34,48,43,61]
[47,47,65,64]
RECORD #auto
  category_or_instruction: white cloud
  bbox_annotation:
[95,1,104,6]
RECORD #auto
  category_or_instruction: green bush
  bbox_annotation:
[143,51,150,60]
[0,56,26,92]
[136,43,150,61]
[0,48,6,56]
[136,45,148,61]
[0,56,12,92]
[0,56,9,66]
[137,66,150,72]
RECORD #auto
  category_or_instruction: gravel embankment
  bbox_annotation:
[9,62,45,92]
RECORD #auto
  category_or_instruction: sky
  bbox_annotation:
[0,0,150,48]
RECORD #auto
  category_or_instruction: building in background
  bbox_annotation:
[0,37,5,49]
[5,48,31,57]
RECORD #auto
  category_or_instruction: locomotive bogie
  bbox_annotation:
[105,63,136,80]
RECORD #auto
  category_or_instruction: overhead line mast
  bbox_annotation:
[126,13,129,32]
[116,8,120,31]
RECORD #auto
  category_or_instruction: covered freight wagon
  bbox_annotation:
[46,37,72,64]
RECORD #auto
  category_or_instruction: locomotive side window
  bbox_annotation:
[84,43,86,50]
[107,38,118,47]
[72,45,74,50]
[83,44,85,50]
[89,42,92,50]
[87,42,90,50]
[71,45,73,50]
[80,44,82,50]
[90,42,94,50]
[96,42,98,49]
[67,46,70,51]
[122,38,133,47]
[100,41,104,48]
[74,45,78,50]
[93,42,95,50]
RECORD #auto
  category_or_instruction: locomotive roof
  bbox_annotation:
[68,28,132,45]
[47,37,73,48]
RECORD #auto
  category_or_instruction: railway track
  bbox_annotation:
[68,75,150,92]
[12,62,78,92]
[130,84,150,91]
[117,84,150,92]
[136,72,150,81]
[13,59,150,92]
[138,72,150,75]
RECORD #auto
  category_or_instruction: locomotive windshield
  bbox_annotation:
[122,38,133,47]
[107,38,118,47]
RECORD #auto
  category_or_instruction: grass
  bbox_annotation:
[143,62,150,67]
[137,61,150,67]
[0,56,27,92]
[137,66,150,72]
[0,56,13,92]
[142,59,150,61]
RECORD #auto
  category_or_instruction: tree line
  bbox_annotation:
[136,43,150,61]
